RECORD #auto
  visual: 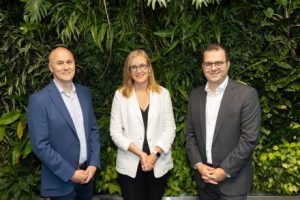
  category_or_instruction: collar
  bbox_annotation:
[53,79,76,95]
[205,76,229,94]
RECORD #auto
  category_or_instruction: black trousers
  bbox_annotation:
[199,183,247,200]
[118,164,170,200]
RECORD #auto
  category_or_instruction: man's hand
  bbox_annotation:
[83,166,97,184]
[196,164,227,184]
[209,167,226,182]
[71,170,88,184]
[196,163,218,185]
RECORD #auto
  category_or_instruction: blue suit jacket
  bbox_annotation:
[27,81,100,197]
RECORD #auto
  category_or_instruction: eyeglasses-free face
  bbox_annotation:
[202,60,227,69]
[129,64,149,73]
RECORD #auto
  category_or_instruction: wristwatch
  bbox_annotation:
[152,150,161,158]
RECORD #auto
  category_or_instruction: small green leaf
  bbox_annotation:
[264,8,274,18]
[17,121,23,140]
[282,163,288,168]
[153,30,173,38]
[277,0,287,6]
[273,145,279,150]
[22,141,33,158]
[0,126,6,142]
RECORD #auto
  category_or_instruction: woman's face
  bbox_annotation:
[128,55,150,86]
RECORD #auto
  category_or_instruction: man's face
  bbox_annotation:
[202,49,229,87]
[49,48,75,84]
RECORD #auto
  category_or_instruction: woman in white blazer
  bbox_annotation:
[110,49,176,200]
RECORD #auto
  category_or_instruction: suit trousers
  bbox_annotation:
[199,183,247,200]
[118,164,170,200]
[50,180,94,200]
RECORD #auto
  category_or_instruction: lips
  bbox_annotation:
[134,73,145,78]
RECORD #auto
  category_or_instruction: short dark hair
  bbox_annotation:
[203,44,229,61]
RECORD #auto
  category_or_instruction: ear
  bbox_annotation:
[148,64,152,72]
[227,60,230,68]
[49,63,53,73]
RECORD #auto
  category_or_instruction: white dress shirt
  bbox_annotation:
[54,80,87,164]
[205,76,228,164]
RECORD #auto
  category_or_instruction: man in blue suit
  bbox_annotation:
[27,47,101,200]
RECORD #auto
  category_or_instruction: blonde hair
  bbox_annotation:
[120,49,161,97]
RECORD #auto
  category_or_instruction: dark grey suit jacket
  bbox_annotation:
[185,79,261,195]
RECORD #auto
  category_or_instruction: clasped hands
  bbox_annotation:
[197,163,226,185]
[139,152,158,171]
[71,166,96,184]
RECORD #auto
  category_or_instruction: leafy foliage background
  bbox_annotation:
[0,0,299,199]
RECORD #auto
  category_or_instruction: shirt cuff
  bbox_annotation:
[225,171,231,178]
[194,162,202,169]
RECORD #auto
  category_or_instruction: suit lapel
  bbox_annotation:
[212,80,235,144]
[48,82,77,133]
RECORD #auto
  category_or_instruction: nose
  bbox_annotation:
[211,64,218,70]
[63,62,69,69]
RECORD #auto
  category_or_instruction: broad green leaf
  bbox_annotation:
[0,112,20,125]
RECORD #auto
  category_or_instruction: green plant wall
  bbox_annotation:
[0,0,299,199]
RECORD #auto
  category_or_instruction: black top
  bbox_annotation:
[141,105,150,154]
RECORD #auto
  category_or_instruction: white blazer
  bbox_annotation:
[110,86,176,178]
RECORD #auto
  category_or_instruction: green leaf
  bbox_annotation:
[264,8,274,18]
[22,141,33,159]
[24,0,48,23]
[270,85,277,92]
[153,30,173,38]
[17,121,23,140]
[277,0,288,6]
[273,145,279,150]
[0,112,20,125]
[0,126,6,142]
[164,40,180,54]
[12,146,21,165]
[282,163,288,168]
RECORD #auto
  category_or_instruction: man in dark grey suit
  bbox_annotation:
[185,44,261,200]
